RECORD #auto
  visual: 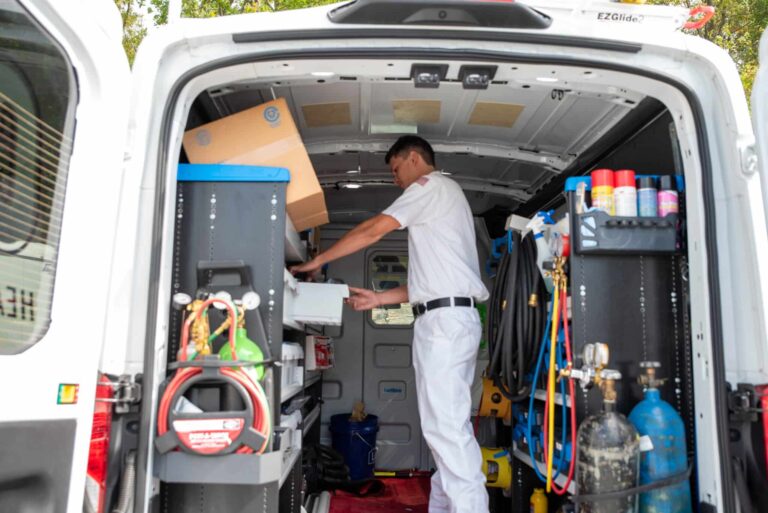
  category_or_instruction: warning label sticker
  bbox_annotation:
[173,418,244,454]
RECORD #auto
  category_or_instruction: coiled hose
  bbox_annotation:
[487,231,548,401]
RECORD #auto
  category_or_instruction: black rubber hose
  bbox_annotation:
[487,232,548,402]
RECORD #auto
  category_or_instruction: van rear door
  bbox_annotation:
[0,1,129,512]
[755,29,768,235]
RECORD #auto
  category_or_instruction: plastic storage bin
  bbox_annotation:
[280,410,303,452]
[283,270,350,327]
[281,342,304,393]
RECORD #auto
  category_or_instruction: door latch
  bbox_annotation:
[97,374,142,414]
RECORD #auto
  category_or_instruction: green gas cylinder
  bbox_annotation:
[218,327,265,381]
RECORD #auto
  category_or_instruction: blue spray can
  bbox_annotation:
[628,361,692,513]
[637,177,658,217]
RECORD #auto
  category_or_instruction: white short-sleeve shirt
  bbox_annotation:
[382,171,490,305]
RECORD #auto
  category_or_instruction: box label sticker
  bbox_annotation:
[263,106,281,127]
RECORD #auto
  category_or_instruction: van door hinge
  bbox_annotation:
[97,374,142,414]
[727,383,762,423]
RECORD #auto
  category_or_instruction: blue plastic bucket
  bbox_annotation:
[330,413,379,480]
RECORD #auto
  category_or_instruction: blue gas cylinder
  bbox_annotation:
[628,363,692,513]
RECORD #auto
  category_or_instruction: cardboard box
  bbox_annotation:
[182,98,329,231]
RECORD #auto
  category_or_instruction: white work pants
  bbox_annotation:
[413,307,489,513]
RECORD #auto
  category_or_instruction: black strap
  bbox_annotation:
[413,297,474,316]
[570,465,693,503]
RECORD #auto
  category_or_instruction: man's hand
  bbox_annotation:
[289,258,323,280]
[346,286,381,311]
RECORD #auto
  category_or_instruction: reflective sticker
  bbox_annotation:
[57,383,79,404]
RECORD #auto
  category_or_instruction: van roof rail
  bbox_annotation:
[327,0,553,30]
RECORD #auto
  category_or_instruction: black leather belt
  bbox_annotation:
[412,297,475,317]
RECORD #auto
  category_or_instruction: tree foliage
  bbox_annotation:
[118,0,337,63]
[116,0,148,65]
[117,0,766,97]
[648,0,768,97]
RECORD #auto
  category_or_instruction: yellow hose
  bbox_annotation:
[546,282,560,492]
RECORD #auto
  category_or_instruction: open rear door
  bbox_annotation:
[0,1,130,512]
[756,29,768,230]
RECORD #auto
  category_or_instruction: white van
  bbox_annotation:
[2,1,768,512]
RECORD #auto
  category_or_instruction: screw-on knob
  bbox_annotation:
[583,343,610,368]
[638,361,665,388]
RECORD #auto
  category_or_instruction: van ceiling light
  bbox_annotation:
[371,123,418,134]
[410,64,448,89]
[459,65,498,90]
[536,77,559,83]
[311,71,335,77]
[340,183,363,189]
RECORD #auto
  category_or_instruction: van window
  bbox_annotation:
[0,0,75,354]
[369,253,413,326]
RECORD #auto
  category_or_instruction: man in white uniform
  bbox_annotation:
[291,136,490,513]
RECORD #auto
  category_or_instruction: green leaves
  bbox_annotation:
[648,0,767,98]
[118,0,338,63]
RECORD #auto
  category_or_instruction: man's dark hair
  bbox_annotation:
[385,135,435,167]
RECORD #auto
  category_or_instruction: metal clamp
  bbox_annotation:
[95,374,142,414]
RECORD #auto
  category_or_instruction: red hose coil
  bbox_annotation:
[158,297,271,454]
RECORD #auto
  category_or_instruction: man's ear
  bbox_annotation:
[409,150,421,166]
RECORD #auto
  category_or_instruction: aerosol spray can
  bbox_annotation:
[637,177,658,217]
[590,169,615,215]
[657,176,679,217]
[614,169,637,217]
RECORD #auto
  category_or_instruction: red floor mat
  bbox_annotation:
[328,477,430,513]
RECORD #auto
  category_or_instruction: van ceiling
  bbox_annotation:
[184,59,661,223]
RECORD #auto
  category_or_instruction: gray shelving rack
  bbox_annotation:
[159,164,308,513]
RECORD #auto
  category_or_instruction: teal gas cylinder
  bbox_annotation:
[628,362,692,513]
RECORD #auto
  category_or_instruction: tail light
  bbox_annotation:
[84,374,114,513]
[759,385,768,474]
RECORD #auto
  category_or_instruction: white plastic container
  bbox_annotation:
[283,270,350,328]
[281,342,304,393]
[280,410,303,451]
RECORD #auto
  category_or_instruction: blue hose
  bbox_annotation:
[527,301,570,482]
[527,304,553,482]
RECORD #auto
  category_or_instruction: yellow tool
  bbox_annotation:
[545,256,568,492]
[481,447,512,489]
[530,488,548,513]
[479,377,512,422]
[187,299,211,357]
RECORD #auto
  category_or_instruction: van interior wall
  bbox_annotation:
[166,66,700,510]
[317,107,695,510]
[319,227,434,471]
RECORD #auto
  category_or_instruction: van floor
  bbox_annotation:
[328,477,431,513]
